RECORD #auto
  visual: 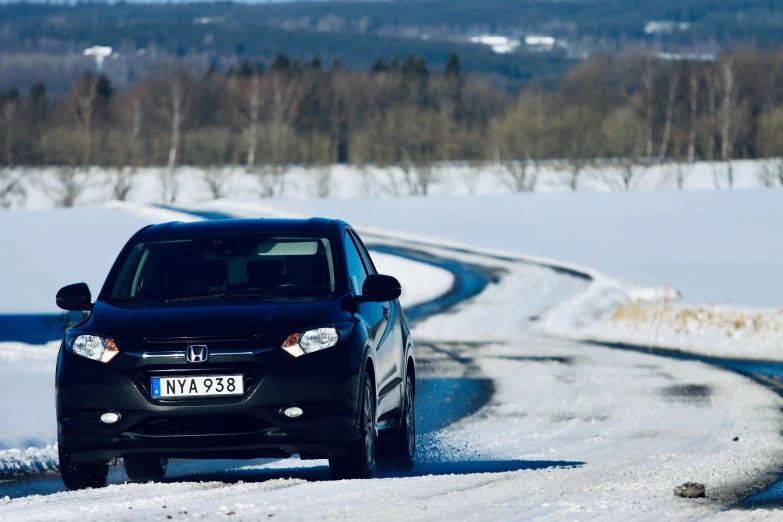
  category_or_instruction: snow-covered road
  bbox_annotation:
[1,336,781,521]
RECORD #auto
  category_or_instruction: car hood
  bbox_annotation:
[85,299,288,343]
[81,296,350,351]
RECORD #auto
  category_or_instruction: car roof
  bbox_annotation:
[139,217,348,240]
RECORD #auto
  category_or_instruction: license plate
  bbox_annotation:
[151,375,244,398]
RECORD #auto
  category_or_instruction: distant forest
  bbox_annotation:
[3,49,783,176]
[2,0,783,93]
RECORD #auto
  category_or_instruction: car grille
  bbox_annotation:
[130,415,267,436]
[144,336,255,346]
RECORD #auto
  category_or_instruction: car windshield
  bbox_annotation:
[106,234,336,302]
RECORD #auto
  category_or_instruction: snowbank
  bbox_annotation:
[0,445,58,479]
[371,253,454,309]
[579,301,783,361]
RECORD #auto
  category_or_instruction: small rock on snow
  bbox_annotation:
[674,482,706,498]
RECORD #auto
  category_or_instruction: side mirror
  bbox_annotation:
[361,274,401,303]
[56,283,92,311]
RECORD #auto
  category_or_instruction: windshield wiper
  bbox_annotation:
[223,293,279,299]
[165,293,276,303]
[107,297,160,303]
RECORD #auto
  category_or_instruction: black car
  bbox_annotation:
[55,218,416,490]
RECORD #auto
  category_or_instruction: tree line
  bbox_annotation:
[2,48,783,201]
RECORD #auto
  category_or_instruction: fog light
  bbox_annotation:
[283,407,303,418]
[100,412,120,424]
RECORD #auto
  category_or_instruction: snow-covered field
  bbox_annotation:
[0,209,154,314]
[4,159,780,212]
[2,188,783,519]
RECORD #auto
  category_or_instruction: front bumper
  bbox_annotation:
[56,333,365,463]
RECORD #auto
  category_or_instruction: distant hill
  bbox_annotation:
[1,0,782,92]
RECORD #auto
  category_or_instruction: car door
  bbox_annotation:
[343,231,393,412]
[349,230,402,418]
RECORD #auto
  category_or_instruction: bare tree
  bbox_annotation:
[258,164,287,198]
[600,106,645,190]
[643,60,656,159]
[68,73,107,168]
[459,161,483,195]
[364,105,440,196]
[203,167,232,199]
[379,167,404,196]
[552,106,596,191]
[400,161,438,196]
[357,164,374,198]
[228,71,263,172]
[759,160,783,187]
[498,160,537,192]
[244,72,301,198]
[0,169,25,208]
[719,57,736,188]
[115,91,143,201]
[757,107,783,187]
[186,127,233,200]
[312,166,332,199]
[110,167,135,201]
[674,162,687,190]
[2,89,19,167]
[494,92,545,192]
[301,131,335,199]
[658,71,680,161]
[263,73,301,167]
[159,72,193,203]
[705,69,721,188]
[687,70,699,163]
[159,167,178,204]
[46,167,87,208]
[128,88,144,169]
[245,73,261,171]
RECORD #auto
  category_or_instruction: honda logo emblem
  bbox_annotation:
[186,345,209,363]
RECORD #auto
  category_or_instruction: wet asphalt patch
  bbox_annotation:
[658,384,713,407]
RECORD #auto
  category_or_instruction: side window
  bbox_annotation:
[350,231,377,275]
[344,231,369,295]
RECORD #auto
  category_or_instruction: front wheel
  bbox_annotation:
[379,374,416,470]
[329,371,376,479]
[59,449,109,490]
[124,456,168,482]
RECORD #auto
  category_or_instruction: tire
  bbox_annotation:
[379,374,416,470]
[329,371,376,480]
[124,455,168,483]
[59,449,109,491]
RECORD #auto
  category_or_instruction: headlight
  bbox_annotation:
[281,327,339,357]
[67,334,120,363]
